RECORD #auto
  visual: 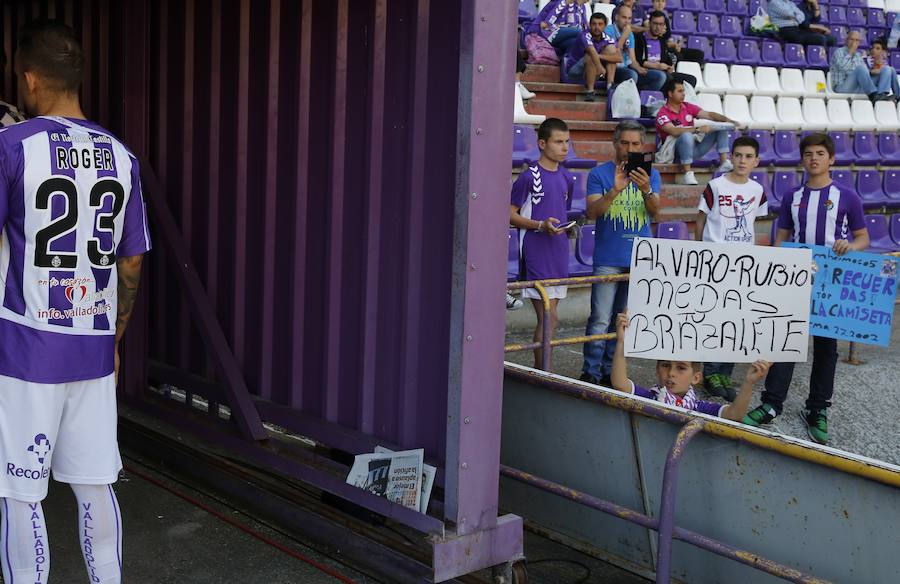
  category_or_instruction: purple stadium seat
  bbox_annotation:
[773,170,801,201]
[830,0,848,6]
[672,11,696,34]
[865,215,896,252]
[518,0,538,22]
[885,170,900,203]
[712,38,737,64]
[656,222,691,240]
[867,28,883,48]
[853,132,880,165]
[830,25,848,45]
[562,137,596,169]
[829,6,848,23]
[831,170,854,190]
[784,44,806,68]
[748,0,768,14]
[688,35,711,55]
[774,131,802,165]
[706,0,727,13]
[750,170,775,212]
[683,0,705,10]
[879,133,900,165]
[891,50,900,71]
[807,46,829,69]
[508,229,520,281]
[668,0,683,8]
[569,242,592,277]
[512,125,539,167]
[828,131,854,166]
[721,15,743,38]
[769,218,780,245]
[748,130,775,166]
[761,40,784,66]
[697,14,721,35]
[568,173,588,221]
[726,0,749,14]
[868,8,887,28]
[891,214,900,246]
[889,12,897,28]
[857,171,888,210]
[737,38,761,64]
[575,224,595,267]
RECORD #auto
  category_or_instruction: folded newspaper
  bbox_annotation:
[346,447,435,514]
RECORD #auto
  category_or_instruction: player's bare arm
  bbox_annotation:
[114,254,144,379]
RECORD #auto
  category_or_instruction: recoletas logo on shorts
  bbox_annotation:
[28,434,51,464]
[6,434,51,480]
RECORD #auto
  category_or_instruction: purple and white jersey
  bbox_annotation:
[777,182,865,247]
[0,116,151,383]
[630,381,725,417]
[510,163,573,281]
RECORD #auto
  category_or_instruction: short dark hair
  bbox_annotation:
[731,136,759,155]
[537,118,569,142]
[872,38,887,51]
[17,20,83,92]
[648,10,667,21]
[590,11,607,24]
[800,132,835,157]
[662,78,683,99]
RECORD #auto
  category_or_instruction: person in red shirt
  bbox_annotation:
[655,78,742,185]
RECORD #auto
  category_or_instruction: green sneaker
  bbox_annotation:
[704,374,733,401]
[799,409,829,444]
[742,404,778,427]
[719,375,736,402]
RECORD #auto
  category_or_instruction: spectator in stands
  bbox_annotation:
[607,4,666,90]
[797,0,837,46]
[0,50,26,126]
[509,119,576,369]
[830,31,895,102]
[744,133,870,444]
[656,78,741,185]
[580,120,660,386]
[612,0,647,34]
[611,310,772,420]
[646,0,704,65]
[889,18,900,49]
[695,137,767,400]
[634,11,698,89]
[529,0,592,56]
[768,0,831,47]
[566,12,622,101]
[867,38,900,100]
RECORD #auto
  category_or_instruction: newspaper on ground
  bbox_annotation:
[375,446,435,514]
[346,448,424,511]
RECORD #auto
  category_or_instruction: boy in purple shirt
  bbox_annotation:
[743,133,870,444]
[611,311,771,420]
[510,118,576,369]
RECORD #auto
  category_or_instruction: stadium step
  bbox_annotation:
[521,64,561,84]
[525,99,606,122]
[522,82,607,105]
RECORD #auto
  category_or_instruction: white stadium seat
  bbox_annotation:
[802,69,827,98]
[754,67,782,97]
[593,3,614,20]
[514,86,545,125]
[749,96,780,130]
[825,72,867,100]
[850,100,878,132]
[723,95,752,127]
[776,97,804,131]
[677,61,705,91]
[801,98,829,130]
[703,63,732,94]
[887,0,900,11]
[874,101,900,131]
[826,98,853,131]
[693,94,723,126]
[779,68,806,98]
[728,65,757,95]
[869,0,886,9]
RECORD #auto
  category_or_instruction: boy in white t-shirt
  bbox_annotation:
[694,136,767,400]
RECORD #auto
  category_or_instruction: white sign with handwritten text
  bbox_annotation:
[625,238,812,362]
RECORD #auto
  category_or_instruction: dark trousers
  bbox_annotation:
[761,336,838,414]
[672,71,698,90]
[778,26,835,47]
[677,47,705,65]
[704,362,735,378]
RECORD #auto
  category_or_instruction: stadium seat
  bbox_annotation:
[508,229,520,281]
[828,131,855,165]
[761,40,784,67]
[801,98,829,130]
[754,67,782,96]
[868,8,887,26]
[676,61,705,90]
[865,215,896,251]
[749,97,781,130]
[707,0,727,13]
[568,173,588,221]
[514,89,545,125]
[891,50,900,72]
[703,63,732,94]
[832,169,855,189]
[684,0,706,9]
[574,224,595,267]
[886,0,900,11]
[830,25,848,45]
[695,93,725,121]
[748,129,776,164]
[769,218,780,244]
[853,131,881,164]
[885,171,900,204]
[773,171,801,202]
[562,137,596,169]
[850,100,878,132]
[831,0,849,6]
[656,222,690,240]
[749,170,775,209]
[512,125,540,167]
[593,2,615,20]
[878,133,900,164]
[780,69,806,98]
[688,36,712,57]
[806,46,829,69]
[672,10,697,34]
[726,0,749,13]
[569,242,592,277]
[721,15,743,37]
[829,5,849,22]
[775,98,804,131]
[858,171,889,210]
[724,95,752,127]
[712,38,738,64]
[774,130,802,164]
[870,0,887,10]
[825,99,853,131]
[825,72,866,99]
[891,214,900,247]
[801,69,827,97]
[784,44,806,68]
[748,0,768,14]
[729,65,757,95]
[697,13,721,35]
[737,38,761,65]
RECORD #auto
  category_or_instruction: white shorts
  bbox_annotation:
[0,373,121,502]
[522,285,568,300]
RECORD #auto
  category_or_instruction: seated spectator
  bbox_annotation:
[634,11,697,89]
[613,0,647,34]
[889,18,900,49]
[610,310,772,421]
[830,31,895,101]
[656,78,741,185]
[647,0,704,65]
[566,12,623,101]
[0,50,25,127]
[607,4,665,90]
[768,0,831,47]
[528,0,592,56]
[867,38,900,100]
[798,0,836,47]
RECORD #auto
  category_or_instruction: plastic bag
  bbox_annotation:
[749,7,778,34]
[611,78,640,119]
[644,94,666,117]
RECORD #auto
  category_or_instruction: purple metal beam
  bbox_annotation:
[432,514,524,583]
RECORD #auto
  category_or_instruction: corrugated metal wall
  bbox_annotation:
[1,0,465,464]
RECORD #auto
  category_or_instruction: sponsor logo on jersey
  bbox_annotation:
[5,434,52,480]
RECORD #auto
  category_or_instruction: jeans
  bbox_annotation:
[550,27,582,55]
[777,26,832,47]
[760,336,838,414]
[582,265,629,379]
[834,64,898,95]
[704,362,735,378]
[675,130,729,166]
[613,66,667,90]
[873,66,900,96]
[615,66,638,84]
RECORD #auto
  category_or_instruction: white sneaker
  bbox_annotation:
[717,159,734,173]
[679,171,698,185]
[506,292,524,310]
[517,81,536,100]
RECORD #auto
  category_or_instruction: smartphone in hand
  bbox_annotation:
[624,151,653,176]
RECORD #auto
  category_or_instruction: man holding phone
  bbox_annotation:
[580,120,660,387]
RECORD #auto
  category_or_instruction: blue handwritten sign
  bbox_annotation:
[784,243,898,346]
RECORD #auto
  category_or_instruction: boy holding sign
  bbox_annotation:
[611,311,771,420]
[695,136,768,401]
[743,133,870,444]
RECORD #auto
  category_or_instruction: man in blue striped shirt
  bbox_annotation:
[767,0,830,47]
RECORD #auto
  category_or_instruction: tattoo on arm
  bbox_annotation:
[116,255,144,344]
